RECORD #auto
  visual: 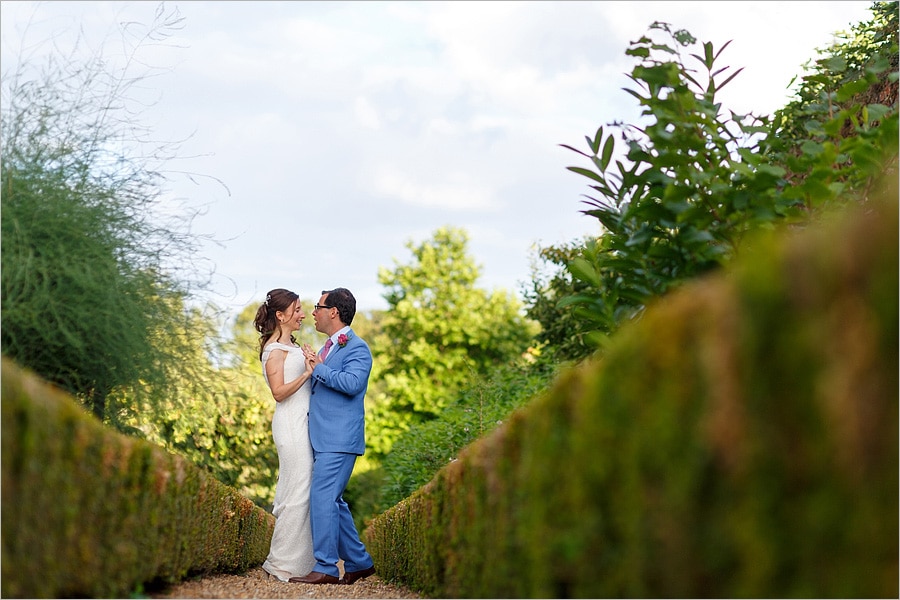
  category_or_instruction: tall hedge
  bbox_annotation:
[1,357,275,598]
[365,177,898,598]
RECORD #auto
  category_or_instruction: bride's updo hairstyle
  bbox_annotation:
[254,288,300,359]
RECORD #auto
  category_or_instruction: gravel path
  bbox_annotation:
[152,566,422,599]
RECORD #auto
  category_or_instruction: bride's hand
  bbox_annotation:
[302,344,318,366]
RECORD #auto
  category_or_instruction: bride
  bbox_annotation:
[253,288,318,581]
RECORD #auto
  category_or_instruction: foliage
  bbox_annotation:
[365,179,898,599]
[0,4,294,510]
[360,3,898,517]
[225,297,324,366]
[765,0,899,198]
[120,295,362,508]
[2,357,274,598]
[559,7,897,349]
[347,308,389,474]
[0,4,216,426]
[559,22,790,346]
[521,240,598,363]
[367,226,538,460]
[349,359,558,529]
[380,359,556,506]
[122,301,324,508]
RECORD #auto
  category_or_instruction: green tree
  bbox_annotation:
[0,5,217,427]
[378,359,555,513]
[116,303,276,504]
[126,298,386,506]
[347,356,558,529]
[367,226,537,460]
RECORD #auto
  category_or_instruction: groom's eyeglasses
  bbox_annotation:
[314,304,334,311]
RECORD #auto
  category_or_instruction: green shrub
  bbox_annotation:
[380,361,556,505]
[350,360,557,531]
[561,8,897,348]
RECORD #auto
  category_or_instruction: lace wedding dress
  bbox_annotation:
[260,342,316,581]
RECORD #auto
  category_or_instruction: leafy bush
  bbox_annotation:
[522,239,598,363]
[557,6,897,349]
[351,359,557,529]
[766,0,898,195]
[560,22,782,345]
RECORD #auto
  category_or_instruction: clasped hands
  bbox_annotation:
[302,343,320,368]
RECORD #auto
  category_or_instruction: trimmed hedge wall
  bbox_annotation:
[1,358,275,598]
[365,181,898,598]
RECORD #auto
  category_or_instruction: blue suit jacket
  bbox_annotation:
[309,329,372,455]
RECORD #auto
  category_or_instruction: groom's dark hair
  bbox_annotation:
[323,287,356,325]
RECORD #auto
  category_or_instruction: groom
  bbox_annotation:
[289,287,376,586]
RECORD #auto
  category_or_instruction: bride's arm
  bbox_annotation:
[264,349,312,402]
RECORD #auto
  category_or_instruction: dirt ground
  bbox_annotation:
[151,566,423,599]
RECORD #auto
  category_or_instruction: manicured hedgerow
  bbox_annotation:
[1,358,275,598]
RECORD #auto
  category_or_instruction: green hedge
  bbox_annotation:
[1,358,275,598]
[365,180,898,598]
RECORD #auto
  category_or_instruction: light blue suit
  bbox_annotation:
[307,329,373,577]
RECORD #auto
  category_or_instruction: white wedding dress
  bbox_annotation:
[260,342,316,581]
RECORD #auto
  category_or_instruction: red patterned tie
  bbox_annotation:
[320,338,334,360]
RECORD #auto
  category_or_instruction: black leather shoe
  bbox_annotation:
[289,571,341,584]
[341,565,376,584]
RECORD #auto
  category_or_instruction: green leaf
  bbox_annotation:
[835,78,871,103]
[715,67,744,92]
[567,166,607,185]
[590,127,604,154]
[600,134,616,172]
[800,140,825,156]
[823,55,848,73]
[756,164,786,178]
[567,257,602,287]
[864,103,892,123]
[560,143,594,159]
[634,63,680,87]
[626,47,651,59]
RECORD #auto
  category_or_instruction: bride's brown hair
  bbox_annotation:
[253,288,300,359]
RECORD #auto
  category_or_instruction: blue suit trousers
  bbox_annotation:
[309,450,373,577]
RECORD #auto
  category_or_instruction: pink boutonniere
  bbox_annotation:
[337,333,349,348]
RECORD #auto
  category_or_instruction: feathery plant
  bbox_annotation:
[1,4,219,429]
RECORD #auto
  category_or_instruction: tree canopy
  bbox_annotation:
[366,226,537,459]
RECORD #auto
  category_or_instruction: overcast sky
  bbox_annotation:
[1,1,874,313]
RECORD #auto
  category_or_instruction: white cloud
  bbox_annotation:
[372,167,498,211]
[354,96,382,130]
[0,0,876,312]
